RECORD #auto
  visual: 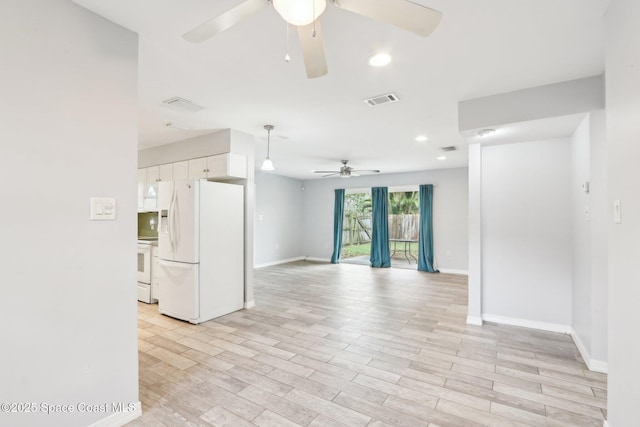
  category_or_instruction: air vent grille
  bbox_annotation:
[162,97,204,112]
[440,146,458,152]
[364,93,400,106]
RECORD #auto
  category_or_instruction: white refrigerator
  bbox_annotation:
[157,179,244,324]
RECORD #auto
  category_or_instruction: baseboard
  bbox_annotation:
[254,256,305,268]
[88,401,141,427]
[438,269,469,275]
[304,257,330,263]
[466,316,483,326]
[569,328,608,373]
[589,359,608,373]
[482,314,571,334]
[244,300,255,309]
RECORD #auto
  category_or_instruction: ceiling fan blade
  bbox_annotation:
[312,170,340,173]
[183,0,269,43]
[332,0,442,37]
[351,169,381,173]
[297,21,328,79]
[322,173,340,177]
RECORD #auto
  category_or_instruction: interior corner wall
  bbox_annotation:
[571,116,592,350]
[571,111,608,368]
[301,168,469,272]
[605,0,640,425]
[0,1,139,426]
[481,138,573,327]
[254,172,305,266]
[588,110,608,364]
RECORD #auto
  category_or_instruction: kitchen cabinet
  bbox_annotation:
[138,167,158,211]
[188,153,247,180]
[138,154,246,211]
[137,169,146,211]
[139,165,175,211]
[173,161,189,180]
[188,157,208,179]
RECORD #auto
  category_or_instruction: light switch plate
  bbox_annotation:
[91,197,117,220]
[614,200,621,224]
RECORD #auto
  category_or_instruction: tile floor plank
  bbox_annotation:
[129,261,607,427]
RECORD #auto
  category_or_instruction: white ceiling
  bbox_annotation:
[74,0,608,179]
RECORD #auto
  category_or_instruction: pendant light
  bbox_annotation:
[261,124,275,171]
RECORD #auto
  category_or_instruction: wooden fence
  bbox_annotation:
[343,214,419,245]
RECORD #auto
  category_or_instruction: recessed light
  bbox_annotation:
[369,53,392,67]
[476,128,496,138]
[415,135,428,142]
[437,156,447,161]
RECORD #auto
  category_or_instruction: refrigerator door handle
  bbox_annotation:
[169,186,176,256]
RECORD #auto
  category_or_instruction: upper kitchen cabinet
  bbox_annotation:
[137,169,146,211]
[138,167,158,212]
[188,153,247,180]
[173,161,189,180]
[138,165,168,212]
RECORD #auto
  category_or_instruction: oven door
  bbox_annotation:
[137,244,151,284]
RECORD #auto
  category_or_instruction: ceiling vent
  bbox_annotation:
[440,146,458,152]
[364,93,400,106]
[162,97,204,112]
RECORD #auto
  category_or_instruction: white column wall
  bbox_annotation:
[604,0,640,424]
[0,1,140,425]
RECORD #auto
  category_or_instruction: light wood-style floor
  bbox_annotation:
[129,261,607,427]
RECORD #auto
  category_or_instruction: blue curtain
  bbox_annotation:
[370,187,391,268]
[330,189,345,264]
[418,184,439,272]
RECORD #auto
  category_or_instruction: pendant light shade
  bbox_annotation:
[272,0,326,26]
[261,157,274,171]
[261,124,275,171]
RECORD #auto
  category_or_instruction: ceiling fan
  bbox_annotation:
[183,0,442,79]
[312,160,380,178]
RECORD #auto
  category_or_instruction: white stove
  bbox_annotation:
[137,238,158,303]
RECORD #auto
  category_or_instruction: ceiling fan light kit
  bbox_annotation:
[312,159,380,178]
[273,0,327,26]
[369,53,392,67]
[182,0,442,79]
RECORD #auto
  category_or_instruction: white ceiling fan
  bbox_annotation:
[183,0,442,79]
[312,159,380,178]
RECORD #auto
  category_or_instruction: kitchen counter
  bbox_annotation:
[137,237,158,245]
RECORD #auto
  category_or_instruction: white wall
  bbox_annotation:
[255,172,305,266]
[467,144,483,324]
[301,168,469,272]
[605,0,640,425]
[571,116,592,349]
[459,76,604,131]
[481,139,573,327]
[588,110,608,364]
[0,1,139,426]
[570,112,608,370]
